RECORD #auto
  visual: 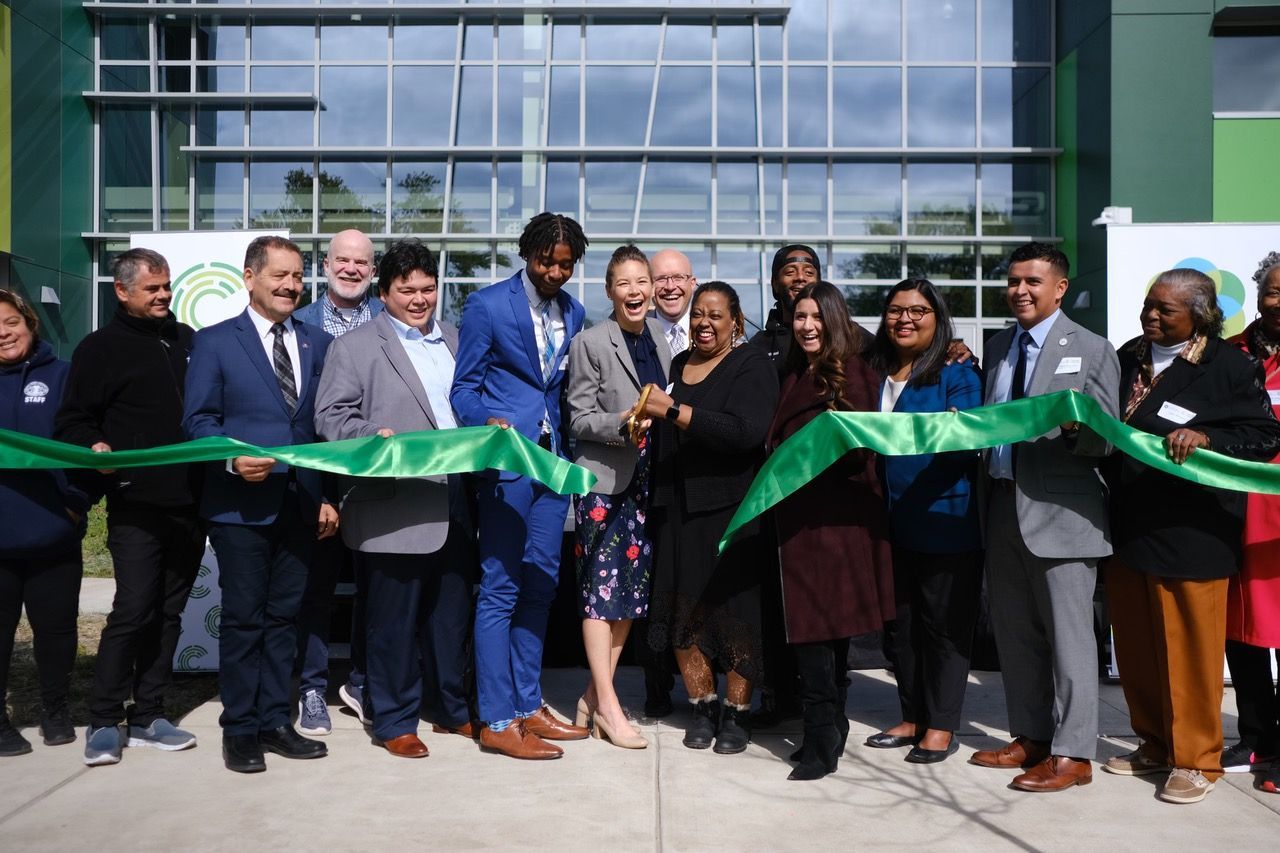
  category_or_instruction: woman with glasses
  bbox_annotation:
[0,290,92,757]
[865,279,983,764]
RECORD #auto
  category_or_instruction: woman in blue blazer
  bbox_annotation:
[866,278,983,764]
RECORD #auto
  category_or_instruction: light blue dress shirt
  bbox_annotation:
[988,309,1060,480]
[385,313,458,430]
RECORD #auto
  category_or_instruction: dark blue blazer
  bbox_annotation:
[182,309,333,525]
[879,360,983,553]
[450,273,585,462]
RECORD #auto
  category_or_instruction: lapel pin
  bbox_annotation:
[1058,338,1068,346]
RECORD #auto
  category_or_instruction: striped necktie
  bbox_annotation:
[270,323,298,414]
[540,300,557,380]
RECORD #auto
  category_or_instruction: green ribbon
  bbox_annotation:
[718,388,1280,553]
[0,426,597,497]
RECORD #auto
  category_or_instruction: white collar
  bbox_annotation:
[386,312,440,342]
[246,307,294,339]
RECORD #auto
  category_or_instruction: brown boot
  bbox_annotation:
[970,735,1051,768]
[523,705,589,741]
[1011,756,1093,792]
[478,722,563,760]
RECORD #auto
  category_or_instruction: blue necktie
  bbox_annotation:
[540,300,557,380]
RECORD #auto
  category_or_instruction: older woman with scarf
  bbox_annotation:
[1103,268,1280,804]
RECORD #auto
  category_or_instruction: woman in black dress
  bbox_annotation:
[634,282,780,755]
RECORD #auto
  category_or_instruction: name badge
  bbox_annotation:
[1157,400,1196,425]
[665,383,675,394]
[1055,357,1082,375]
[1269,389,1280,406]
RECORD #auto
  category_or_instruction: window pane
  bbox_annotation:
[494,242,519,281]
[497,66,545,147]
[763,160,782,234]
[449,161,492,234]
[714,244,761,279]
[161,65,190,93]
[101,106,152,231]
[196,66,244,93]
[160,109,190,229]
[586,22,659,61]
[251,24,315,61]
[787,0,828,61]
[445,243,490,278]
[982,0,1050,62]
[320,67,387,146]
[196,22,245,61]
[982,160,1050,236]
[545,159,580,219]
[498,22,546,61]
[196,161,242,230]
[908,244,976,280]
[584,160,641,233]
[717,19,754,61]
[908,68,975,148]
[547,66,579,146]
[717,67,756,147]
[462,22,493,61]
[982,286,1015,317]
[786,161,827,233]
[249,67,313,146]
[393,67,454,147]
[907,163,976,236]
[758,18,784,61]
[195,108,244,146]
[551,20,580,60]
[716,161,760,236]
[834,162,901,235]
[101,66,149,94]
[318,161,385,234]
[663,22,712,61]
[321,23,387,61]
[249,162,313,232]
[833,68,901,147]
[760,67,782,147]
[1213,36,1280,112]
[161,23,191,61]
[907,0,975,61]
[394,22,456,61]
[651,67,711,147]
[833,0,901,61]
[982,245,1011,281]
[833,245,902,281]
[585,67,653,146]
[639,161,711,234]
[788,68,827,148]
[982,68,1050,148]
[497,158,543,236]
[102,18,148,61]
[391,161,446,233]
[456,66,493,146]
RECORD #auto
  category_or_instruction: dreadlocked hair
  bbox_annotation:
[518,212,589,263]
[784,281,860,411]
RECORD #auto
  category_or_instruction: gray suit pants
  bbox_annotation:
[985,488,1098,759]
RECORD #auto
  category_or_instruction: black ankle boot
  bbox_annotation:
[683,698,720,749]
[714,704,751,754]
[0,714,33,757]
[40,704,76,746]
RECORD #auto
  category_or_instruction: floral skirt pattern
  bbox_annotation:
[575,444,653,621]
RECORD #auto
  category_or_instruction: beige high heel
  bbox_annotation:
[575,695,596,728]
[592,712,648,749]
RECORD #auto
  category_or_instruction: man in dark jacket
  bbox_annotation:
[748,245,823,378]
[55,248,205,767]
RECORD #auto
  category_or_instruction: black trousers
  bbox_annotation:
[208,498,314,736]
[1226,639,1280,754]
[361,528,473,741]
[0,548,82,714]
[89,509,203,728]
[883,547,983,732]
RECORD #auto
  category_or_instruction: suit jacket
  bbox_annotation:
[981,312,1119,560]
[449,273,585,463]
[1108,335,1280,579]
[566,317,673,495]
[314,311,465,555]
[292,293,384,329]
[182,309,333,525]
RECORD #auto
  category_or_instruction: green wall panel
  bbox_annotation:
[1213,118,1280,222]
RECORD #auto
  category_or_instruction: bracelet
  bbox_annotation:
[666,404,681,421]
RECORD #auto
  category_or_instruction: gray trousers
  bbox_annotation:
[985,488,1099,760]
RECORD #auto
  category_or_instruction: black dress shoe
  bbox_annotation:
[905,737,959,764]
[258,725,327,759]
[223,734,266,773]
[864,732,917,749]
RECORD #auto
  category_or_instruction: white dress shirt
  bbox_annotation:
[385,313,458,430]
[520,268,564,375]
[988,309,1060,480]
[654,309,690,355]
[245,307,302,396]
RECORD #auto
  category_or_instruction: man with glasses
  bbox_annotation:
[293,229,383,736]
[649,249,697,356]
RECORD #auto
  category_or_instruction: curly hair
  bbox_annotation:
[784,281,861,410]
[518,212,589,262]
[1253,251,1280,288]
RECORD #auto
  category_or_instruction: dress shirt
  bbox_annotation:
[245,307,302,396]
[385,313,458,430]
[653,310,691,355]
[988,309,1060,480]
[520,268,564,375]
[319,292,374,338]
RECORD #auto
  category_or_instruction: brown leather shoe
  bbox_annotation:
[478,722,563,760]
[1011,755,1093,792]
[431,722,477,740]
[970,736,1051,768]
[523,705,590,741]
[381,733,429,758]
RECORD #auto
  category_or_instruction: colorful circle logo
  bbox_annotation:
[1148,257,1247,338]
[171,261,249,330]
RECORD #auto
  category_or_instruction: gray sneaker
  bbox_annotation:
[1103,748,1169,776]
[83,725,124,766]
[299,689,332,736]
[127,719,197,751]
[1159,767,1215,804]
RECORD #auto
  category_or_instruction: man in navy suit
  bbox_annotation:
[450,213,591,759]
[182,235,338,773]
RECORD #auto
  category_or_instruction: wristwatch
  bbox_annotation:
[666,404,681,421]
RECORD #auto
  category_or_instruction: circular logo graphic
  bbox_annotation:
[171,261,249,330]
[23,381,49,398]
[204,604,222,639]
[175,644,208,672]
[1148,257,1248,338]
[187,563,213,599]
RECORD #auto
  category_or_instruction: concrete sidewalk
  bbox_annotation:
[3,666,1277,852]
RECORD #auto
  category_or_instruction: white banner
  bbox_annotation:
[1104,222,1280,347]
[130,230,288,331]
[173,543,221,673]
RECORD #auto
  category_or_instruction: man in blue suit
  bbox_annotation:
[450,213,591,759]
[182,235,338,773]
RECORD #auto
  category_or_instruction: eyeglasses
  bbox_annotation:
[654,274,692,286]
[885,305,934,321]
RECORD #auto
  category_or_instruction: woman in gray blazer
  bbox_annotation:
[566,245,673,749]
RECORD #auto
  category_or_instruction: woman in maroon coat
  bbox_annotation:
[768,281,895,781]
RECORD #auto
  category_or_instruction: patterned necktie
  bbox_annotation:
[670,324,686,353]
[271,323,298,414]
[1011,331,1032,401]
[540,300,557,380]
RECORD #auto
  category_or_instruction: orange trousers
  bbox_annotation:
[1107,560,1228,781]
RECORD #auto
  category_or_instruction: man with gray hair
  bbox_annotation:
[55,248,204,766]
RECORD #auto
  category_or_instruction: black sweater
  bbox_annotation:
[54,307,200,510]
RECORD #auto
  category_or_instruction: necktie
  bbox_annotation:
[271,323,298,414]
[670,324,686,353]
[540,300,557,380]
[1011,331,1032,401]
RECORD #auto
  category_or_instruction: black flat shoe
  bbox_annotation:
[905,738,959,764]
[222,734,266,773]
[865,732,916,749]
[258,725,327,759]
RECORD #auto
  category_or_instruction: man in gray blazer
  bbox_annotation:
[970,242,1120,792]
[314,239,473,759]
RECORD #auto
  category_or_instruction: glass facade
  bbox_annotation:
[88,0,1056,346]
